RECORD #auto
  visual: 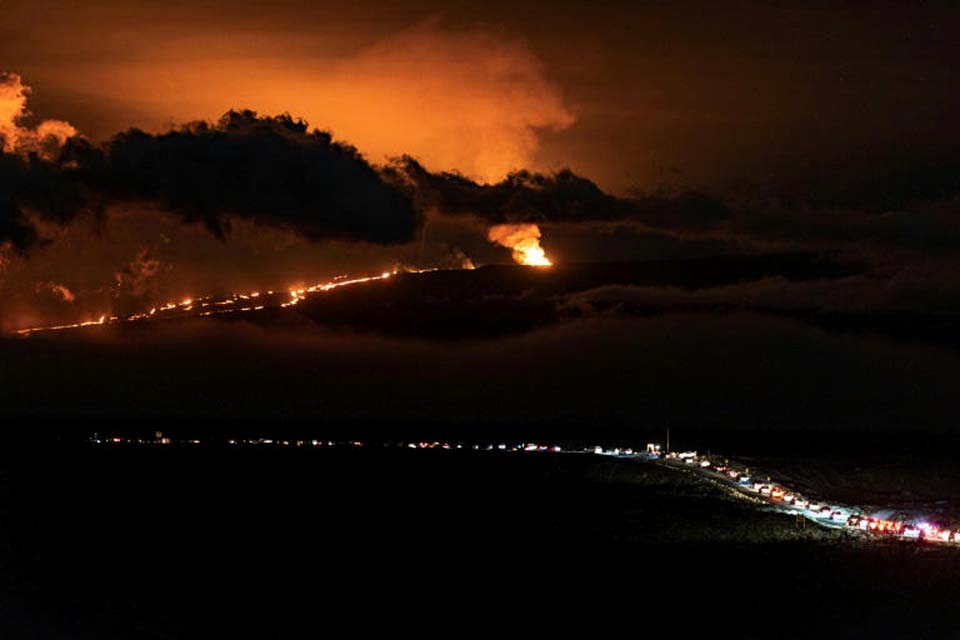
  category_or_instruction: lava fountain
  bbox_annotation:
[487,223,552,266]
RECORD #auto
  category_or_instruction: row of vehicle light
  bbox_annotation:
[745,480,852,520]
[743,480,960,539]
[669,453,843,519]
[667,453,867,525]
[845,516,960,542]
[92,436,563,453]
[689,452,960,541]
[585,445,960,543]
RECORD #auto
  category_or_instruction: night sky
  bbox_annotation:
[2,1,959,431]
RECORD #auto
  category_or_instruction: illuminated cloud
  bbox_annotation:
[0,73,28,153]
[50,23,576,183]
[0,73,76,158]
[311,22,576,182]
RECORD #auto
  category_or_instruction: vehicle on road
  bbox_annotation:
[901,526,921,539]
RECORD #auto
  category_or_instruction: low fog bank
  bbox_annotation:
[2,310,958,433]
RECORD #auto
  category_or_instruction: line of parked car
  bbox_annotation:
[845,516,960,542]
[652,447,959,544]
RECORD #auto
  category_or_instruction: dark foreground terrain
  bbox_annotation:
[1,443,958,638]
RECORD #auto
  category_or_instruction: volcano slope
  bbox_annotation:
[288,252,863,338]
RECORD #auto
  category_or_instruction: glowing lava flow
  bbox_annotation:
[279,271,396,309]
[14,315,109,336]
[12,269,433,337]
[487,224,552,266]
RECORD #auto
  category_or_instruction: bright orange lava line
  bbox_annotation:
[12,268,440,337]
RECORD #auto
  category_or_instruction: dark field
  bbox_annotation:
[1,443,959,638]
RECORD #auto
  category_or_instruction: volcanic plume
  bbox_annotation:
[487,223,551,266]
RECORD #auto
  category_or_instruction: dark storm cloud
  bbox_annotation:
[711,148,960,259]
[0,110,421,252]
[398,156,731,230]
[727,200,960,258]
[84,111,421,244]
[0,151,96,252]
[7,113,732,257]
[4,105,960,270]
[0,194,38,251]
[771,147,960,212]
